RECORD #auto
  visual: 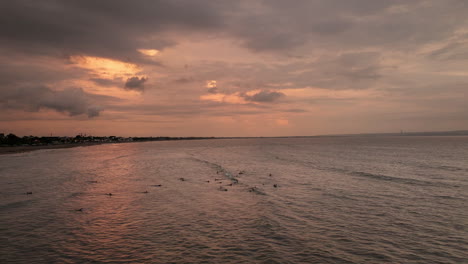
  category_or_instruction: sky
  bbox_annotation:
[1,0,467,137]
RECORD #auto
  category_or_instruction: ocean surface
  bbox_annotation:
[0,137,467,263]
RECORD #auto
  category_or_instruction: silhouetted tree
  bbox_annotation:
[6,133,21,145]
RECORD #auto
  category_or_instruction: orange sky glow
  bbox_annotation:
[1,1,467,137]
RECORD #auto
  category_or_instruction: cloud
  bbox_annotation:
[207,87,219,94]
[138,49,159,56]
[285,108,307,113]
[206,80,217,88]
[428,41,468,61]
[205,80,219,94]
[1,0,468,136]
[87,106,102,118]
[90,77,122,87]
[0,86,104,117]
[0,0,226,61]
[173,77,195,83]
[243,90,285,103]
[2,0,467,60]
[124,76,148,91]
[281,51,387,90]
[228,0,468,54]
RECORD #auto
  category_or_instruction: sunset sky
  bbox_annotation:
[1,0,467,137]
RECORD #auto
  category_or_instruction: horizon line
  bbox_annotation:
[2,129,468,139]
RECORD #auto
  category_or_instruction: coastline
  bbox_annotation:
[0,143,103,156]
[2,132,467,156]
[0,138,211,156]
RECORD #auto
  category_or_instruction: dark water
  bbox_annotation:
[1,137,467,263]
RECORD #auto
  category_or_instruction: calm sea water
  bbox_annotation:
[0,137,467,263]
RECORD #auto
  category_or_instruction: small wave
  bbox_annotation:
[322,192,357,201]
[435,165,468,172]
[247,186,266,195]
[67,192,85,198]
[418,164,468,173]
[0,199,33,211]
[189,157,269,195]
[189,157,239,184]
[433,195,464,201]
[350,171,435,186]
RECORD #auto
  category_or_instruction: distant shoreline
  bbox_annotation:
[0,137,216,156]
[1,132,468,156]
[0,143,105,156]
[0,138,216,156]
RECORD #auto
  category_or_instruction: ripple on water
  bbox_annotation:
[1,137,467,263]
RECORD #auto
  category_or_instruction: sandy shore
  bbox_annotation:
[0,143,103,156]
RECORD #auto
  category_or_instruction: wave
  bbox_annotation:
[0,199,33,211]
[432,195,465,201]
[247,186,266,195]
[322,192,357,201]
[350,171,436,186]
[418,164,468,173]
[189,157,270,195]
[188,157,239,184]
[434,165,468,172]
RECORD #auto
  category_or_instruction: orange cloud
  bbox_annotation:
[137,49,160,56]
[200,93,247,104]
[69,56,139,79]
[206,80,217,88]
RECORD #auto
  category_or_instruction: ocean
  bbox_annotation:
[0,137,467,263]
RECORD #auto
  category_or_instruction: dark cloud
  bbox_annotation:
[237,25,308,52]
[0,54,88,87]
[106,99,275,118]
[311,19,353,35]
[2,0,467,58]
[243,90,285,103]
[90,77,123,87]
[428,41,468,61]
[0,0,227,61]
[124,77,148,91]
[285,108,307,113]
[2,0,468,62]
[173,77,195,83]
[207,87,219,94]
[284,51,386,89]
[188,52,386,92]
[0,86,105,117]
[87,106,102,118]
[229,0,468,53]
[336,52,383,81]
